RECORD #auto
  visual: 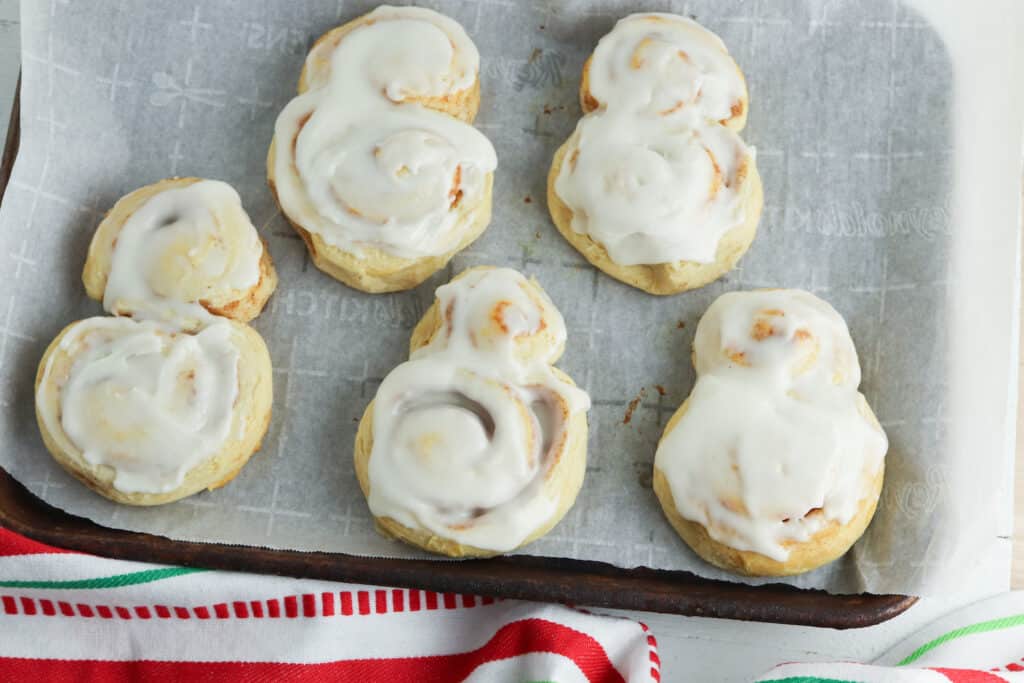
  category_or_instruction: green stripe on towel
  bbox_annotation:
[898,613,1024,666]
[0,566,206,589]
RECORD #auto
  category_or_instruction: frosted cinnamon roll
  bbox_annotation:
[654,290,888,576]
[267,6,497,293]
[35,317,273,506]
[355,267,590,556]
[83,177,277,331]
[548,13,762,295]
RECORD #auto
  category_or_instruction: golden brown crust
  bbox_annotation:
[267,12,489,294]
[653,396,884,576]
[34,319,273,506]
[82,177,278,323]
[201,241,278,321]
[547,139,763,296]
[354,266,587,557]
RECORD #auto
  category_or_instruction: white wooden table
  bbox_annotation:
[0,1,1016,680]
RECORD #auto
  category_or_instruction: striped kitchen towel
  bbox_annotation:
[0,528,659,681]
[756,593,1024,682]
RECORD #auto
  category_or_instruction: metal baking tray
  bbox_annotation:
[0,80,916,628]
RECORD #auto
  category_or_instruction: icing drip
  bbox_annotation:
[36,317,241,494]
[654,290,887,561]
[555,13,756,266]
[367,268,590,551]
[272,6,497,259]
[103,180,263,328]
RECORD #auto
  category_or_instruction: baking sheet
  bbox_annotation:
[0,0,1013,596]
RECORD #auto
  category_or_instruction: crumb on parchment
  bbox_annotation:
[623,387,647,425]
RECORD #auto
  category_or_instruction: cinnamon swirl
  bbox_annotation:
[354,267,591,556]
[548,13,762,295]
[267,6,497,293]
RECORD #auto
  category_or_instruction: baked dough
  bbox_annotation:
[267,6,497,293]
[35,317,273,506]
[548,13,762,295]
[83,177,277,329]
[354,266,590,557]
[654,398,884,576]
[39,177,276,505]
[653,289,888,576]
[548,143,762,295]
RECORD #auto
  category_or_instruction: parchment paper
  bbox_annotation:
[0,0,1006,596]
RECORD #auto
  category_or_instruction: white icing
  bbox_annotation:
[367,268,590,552]
[654,290,888,561]
[586,13,745,122]
[36,317,241,494]
[554,13,756,266]
[103,180,263,328]
[555,111,753,265]
[272,6,497,259]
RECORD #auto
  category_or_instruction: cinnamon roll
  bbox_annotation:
[35,317,273,506]
[548,13,762,295]
[267,6,497,293]
[653,290,887,576]
[40,179,276,505]
[83,177,277,331]
[354,267,590,556]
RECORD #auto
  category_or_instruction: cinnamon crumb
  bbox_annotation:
[449,165,463,209]
[654,384,666,397]
[623,387,647,425]
[534,231,541,239]
[658,101,684,116]
[634,461,653,489]
[676,320,686,329]
[705,146,722,200]
[543,104,553,115]
[727,349,749,366]
[751,319,775,341]
[524,195,532,203]
[491,301,512,334]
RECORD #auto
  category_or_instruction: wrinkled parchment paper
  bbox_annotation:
[0,0,1017,596]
